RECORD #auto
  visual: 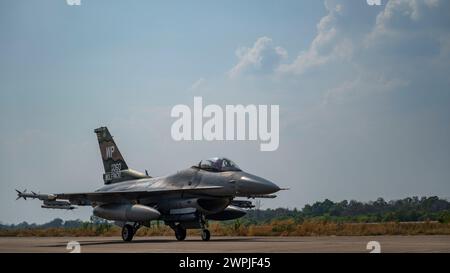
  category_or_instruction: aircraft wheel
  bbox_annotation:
[122,224,134,242]
[201,229,210,241]
[175,225,186,241]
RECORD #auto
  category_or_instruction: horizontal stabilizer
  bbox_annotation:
[15,189,56,201]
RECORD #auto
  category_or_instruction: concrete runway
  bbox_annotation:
[1,236,449,253]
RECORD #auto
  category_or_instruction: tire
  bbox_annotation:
[122,224,134,242]
[201,229,210,241]
[175,225,187,241]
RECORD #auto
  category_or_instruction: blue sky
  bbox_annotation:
[1,0,450,224]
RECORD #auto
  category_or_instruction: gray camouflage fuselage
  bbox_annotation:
[94,167,280,217]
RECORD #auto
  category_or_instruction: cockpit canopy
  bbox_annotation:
[195,157,242,172]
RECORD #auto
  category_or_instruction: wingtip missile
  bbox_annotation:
[15,190,56,201]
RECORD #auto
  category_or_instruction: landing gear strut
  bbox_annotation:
[174,224,186,241]
[199,214,210,241]
[121,222,141,242]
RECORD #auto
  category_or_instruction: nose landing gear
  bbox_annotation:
[200,214,210,241]
[201,229,210,241]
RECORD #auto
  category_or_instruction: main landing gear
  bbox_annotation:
[171,214,211,241]
[121,222,141,242]
[172,225,210,241]
[121,221,211,242]
[174,224,187,241]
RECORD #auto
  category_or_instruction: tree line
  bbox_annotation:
[243,196,450,224]
[1,196,449,229]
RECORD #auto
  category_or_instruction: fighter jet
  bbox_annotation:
[16,127,282,242]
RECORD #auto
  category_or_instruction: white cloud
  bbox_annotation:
[277,1,353,75]
[228,36,287,78]
[275,0,449,103]
[226,0,449,105]
[188,78,206,91]
[365,0,446,46]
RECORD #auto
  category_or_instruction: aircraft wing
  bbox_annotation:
[17,186,225,208]
[55,185,226,205]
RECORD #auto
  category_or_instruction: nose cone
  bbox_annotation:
[234,172,280,195]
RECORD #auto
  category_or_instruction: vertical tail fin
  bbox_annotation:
[94,127,128,184]
[94,127,148,184]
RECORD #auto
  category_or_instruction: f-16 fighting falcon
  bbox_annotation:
[16,127,282,242]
